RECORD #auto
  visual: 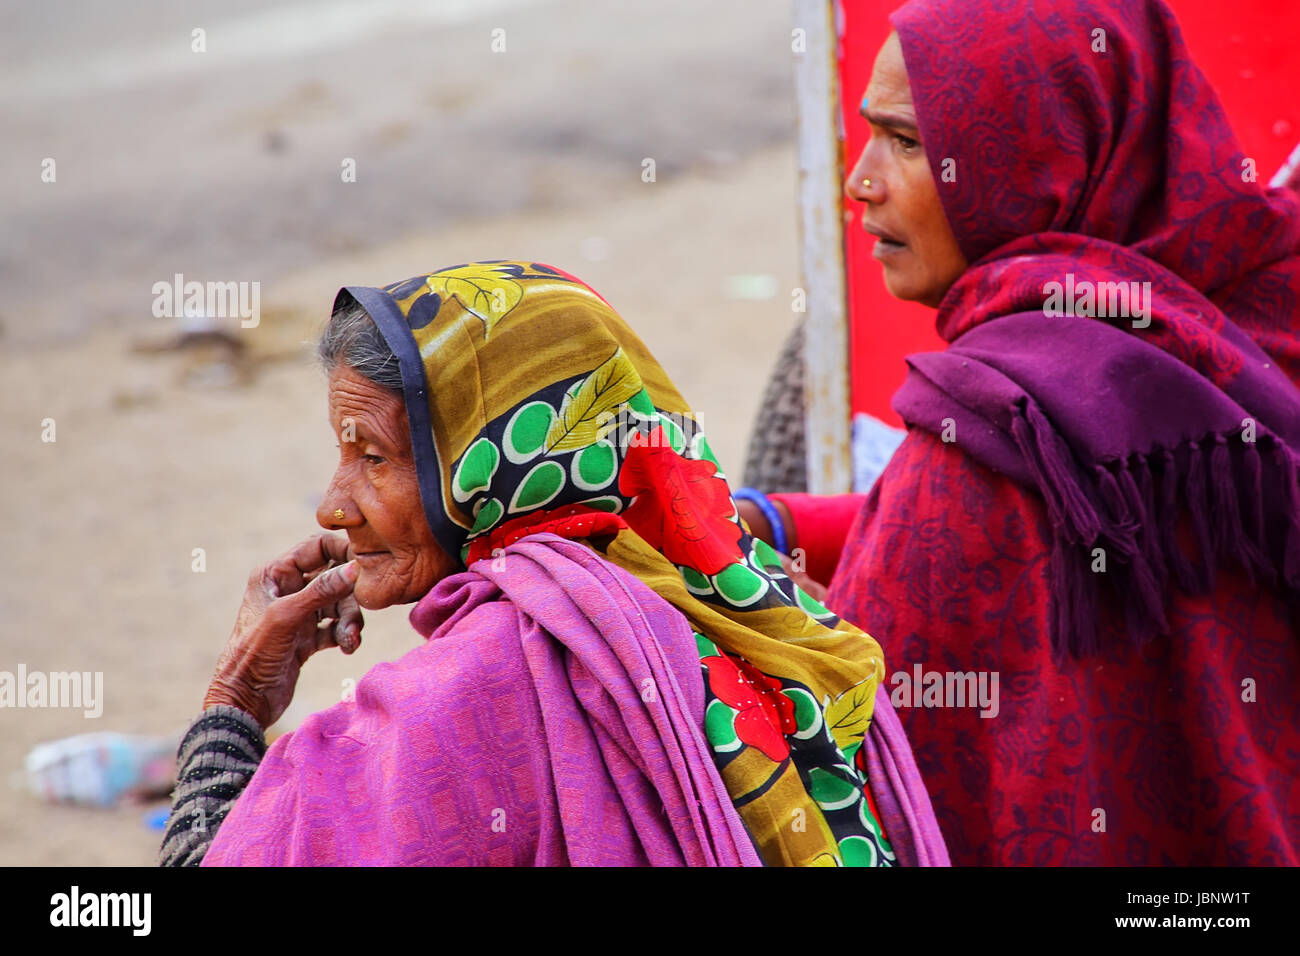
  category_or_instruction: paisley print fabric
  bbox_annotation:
[829,429,1300,865]
[887,0,1300,658]
[825,0,1300,863]
[895,0,1300,385]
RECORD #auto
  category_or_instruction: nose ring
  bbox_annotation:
[333,509,346,521]
[862,178,872,188]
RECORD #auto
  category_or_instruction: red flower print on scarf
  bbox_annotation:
[619,427,744,574]
[704,650,797,762]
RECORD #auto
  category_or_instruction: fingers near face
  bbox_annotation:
[267,532,352,595]
[334,593,364,652]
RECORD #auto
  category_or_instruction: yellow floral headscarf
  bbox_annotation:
[335,261,893,866]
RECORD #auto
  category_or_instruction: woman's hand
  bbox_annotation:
[204,533,364,730]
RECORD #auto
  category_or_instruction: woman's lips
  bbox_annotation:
[872,237,906,260]
[864,222,906,260]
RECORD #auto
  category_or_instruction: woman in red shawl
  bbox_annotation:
[740,0,1300,865]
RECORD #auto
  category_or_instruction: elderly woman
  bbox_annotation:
[158,261,947,867]
[740,0,1300,865]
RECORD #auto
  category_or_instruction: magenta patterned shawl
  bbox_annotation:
[202,535,761,866]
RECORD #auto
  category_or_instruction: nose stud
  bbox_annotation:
[862,178,872,188]
[333,509,346,521]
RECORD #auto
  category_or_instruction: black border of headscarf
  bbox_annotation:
[332,285,459,562]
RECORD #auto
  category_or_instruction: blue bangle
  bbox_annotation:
[733,487,789,556]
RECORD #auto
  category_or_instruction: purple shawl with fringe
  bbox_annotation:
[894,307,1300,659]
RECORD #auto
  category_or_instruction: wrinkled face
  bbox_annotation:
[844,32,968,308]
[317,365,456,609]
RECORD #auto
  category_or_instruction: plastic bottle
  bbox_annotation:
[21,733,178,807]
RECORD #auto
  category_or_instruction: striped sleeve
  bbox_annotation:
[158,704,266,867]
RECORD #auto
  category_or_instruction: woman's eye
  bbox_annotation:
[894,133,920,152]
[363,454,385,465]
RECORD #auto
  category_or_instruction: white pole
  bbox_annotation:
[793,0,853,494]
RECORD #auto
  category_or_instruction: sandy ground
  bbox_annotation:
[0,0,806,867]
[0,141,800,865]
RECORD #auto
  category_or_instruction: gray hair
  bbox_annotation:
[316,299,404,393]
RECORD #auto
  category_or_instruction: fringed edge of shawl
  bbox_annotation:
[1009,398,1300,661]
